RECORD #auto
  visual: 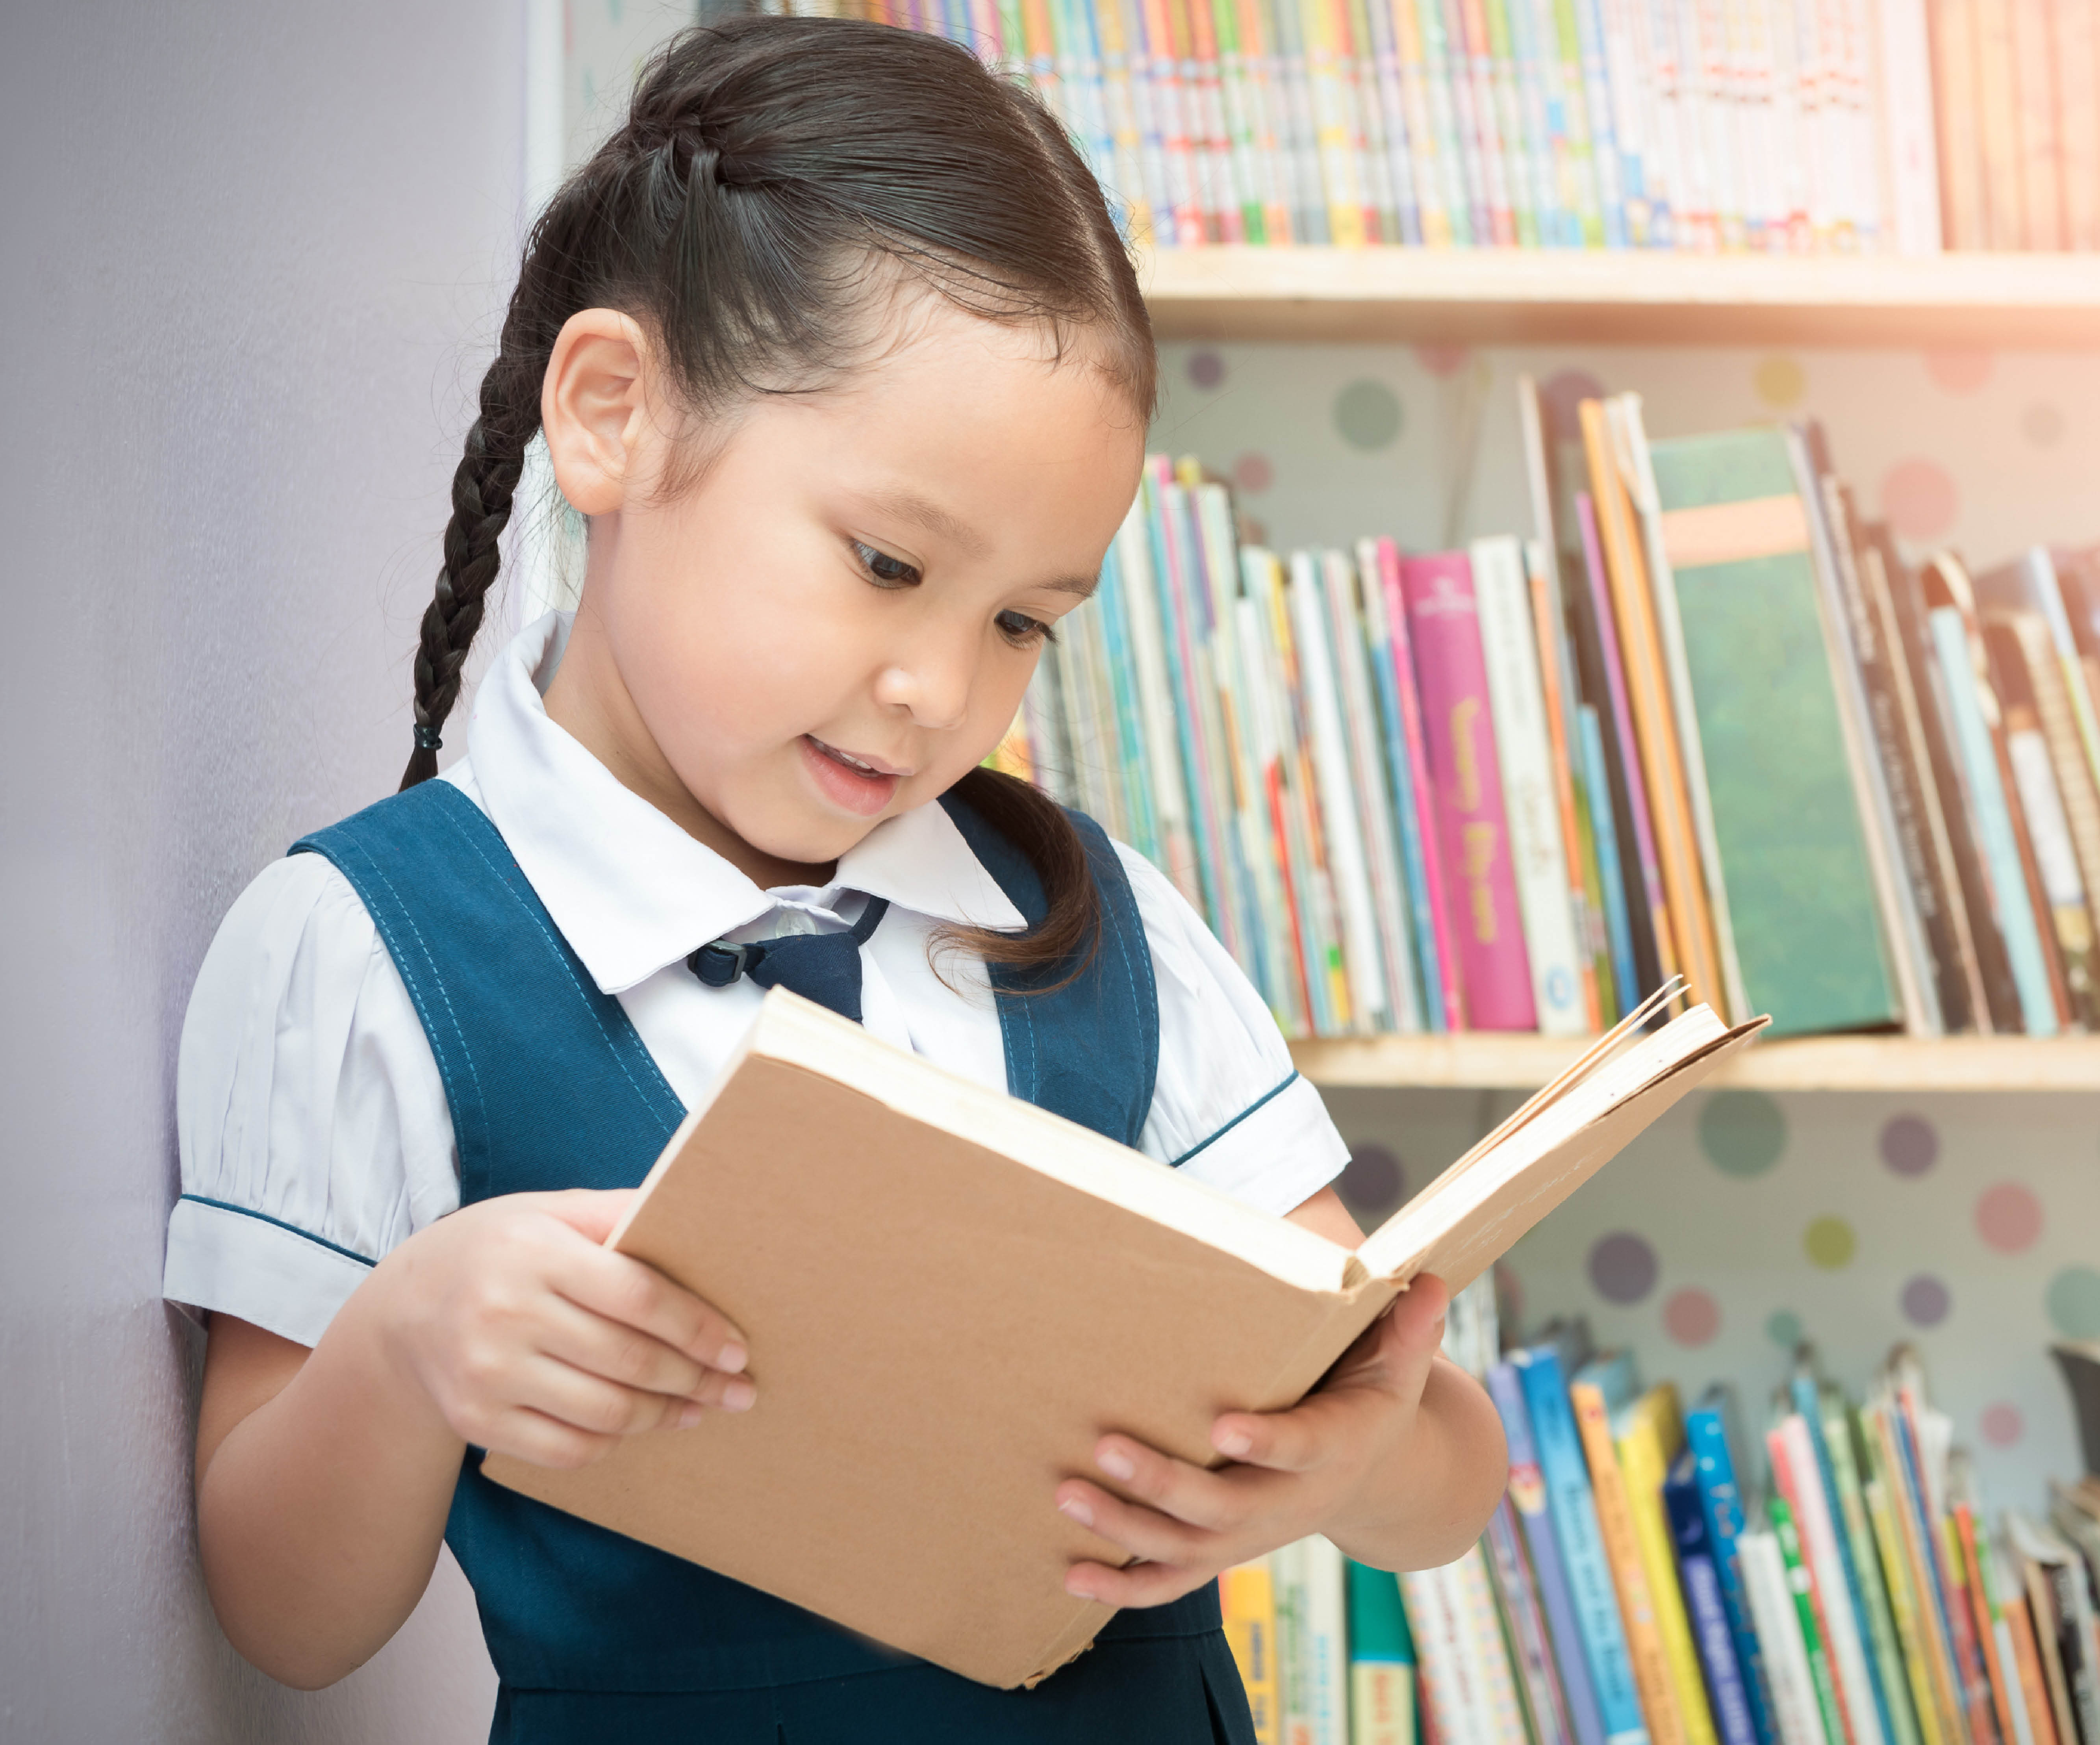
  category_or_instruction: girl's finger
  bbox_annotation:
[532,1187,640,1246]
[512,1354,692,1439]
[1063,1556,1213,1610]
[1054,1479,1211,1568]
[532,1292,718,1400]
[1081,1433,1247,1533]
[550,1239,750,1375]
[480,1404,620,1472]
[1209,1386,1360,1474]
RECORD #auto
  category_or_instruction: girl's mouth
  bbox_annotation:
[801,734,906,816]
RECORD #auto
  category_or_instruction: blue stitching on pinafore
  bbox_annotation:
[319,835,488,1143]
[433,800,680,1135]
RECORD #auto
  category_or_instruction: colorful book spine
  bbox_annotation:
[1616,1389,1722,1745]
[1739,1526,1833,1745]
[1361,538,1447,1029]
[1571,1360,1686,1745]
[1399,551,1537,1030]
[1665,1448,1760,1745]
[1485,1494,1578,1745]
[1926,601,2059,1036]
[1684,1391,1783,1745]
[1773,1411,1890,1745]
[1377,545,1462,1028]
[1518,1344,1653,1745]
[1489,1360,1609,1745]
[1228,1558,1286,1745]
[1347,1560,1417,1745]
[1473,534,1588,1035]
[1772,1493,1852,1745]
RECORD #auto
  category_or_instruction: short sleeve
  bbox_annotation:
[1116,844,1351,1216]
[164,853,461,1348]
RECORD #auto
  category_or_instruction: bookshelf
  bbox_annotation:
[1290,1031,2100,1093]
[1141,248,2100,351]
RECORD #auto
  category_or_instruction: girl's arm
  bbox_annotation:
[194,1189,753,1688]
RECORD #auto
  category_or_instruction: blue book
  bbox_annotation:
[1578,703,1639,1020]
[1683,1388,1780,1745]
[1362,554,1445,1031]
[1789,1369,1898,1745]
[1666,1446,1758,1745]
[1490,1361,1608,1745]
[1516,1339,1651,1745]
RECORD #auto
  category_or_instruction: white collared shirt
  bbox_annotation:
[163,614,1349,1347]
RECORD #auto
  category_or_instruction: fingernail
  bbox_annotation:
[1097,1448,1135,1482]
[1215,1428,1253,1458]
[1064,1571,1095,1599]
[1058,1495,1095,1528]
[717,1342,748,1375]
[721,1378,756,1412]
[677,1401,706,1429]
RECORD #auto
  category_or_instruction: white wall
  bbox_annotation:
[0,4,523,1737]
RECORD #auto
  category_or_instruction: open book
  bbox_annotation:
[484,982,1766,1688]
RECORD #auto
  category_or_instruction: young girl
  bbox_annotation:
[166,17,1505,1742]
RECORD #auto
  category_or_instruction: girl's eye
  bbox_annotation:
[852,541,921,587]
[995,609,1056,648]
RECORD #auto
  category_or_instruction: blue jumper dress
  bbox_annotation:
[293,778,1259,1745]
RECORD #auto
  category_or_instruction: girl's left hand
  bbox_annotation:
[1054,1272,1452,1606]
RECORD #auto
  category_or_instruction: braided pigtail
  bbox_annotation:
[398,204,590,789]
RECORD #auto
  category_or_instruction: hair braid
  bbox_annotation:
[398,311,543,789]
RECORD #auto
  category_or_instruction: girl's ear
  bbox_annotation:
[541,309,654,517]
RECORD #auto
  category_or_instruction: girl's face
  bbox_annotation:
[541,296,1147,885]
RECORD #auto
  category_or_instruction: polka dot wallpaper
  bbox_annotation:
[1169,337,2100,1511]
[1153,341,2100,570]
[1328,1083,2100,1512]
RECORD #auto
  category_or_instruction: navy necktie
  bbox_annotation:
[686,897,891,1024]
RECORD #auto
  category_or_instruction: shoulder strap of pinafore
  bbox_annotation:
[938,790,1160,1150]
[290,779,686,1206]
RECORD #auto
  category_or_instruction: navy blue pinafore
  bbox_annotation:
[293,779,1258,1745]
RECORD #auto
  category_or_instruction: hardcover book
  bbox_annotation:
[485,984,1764,1687]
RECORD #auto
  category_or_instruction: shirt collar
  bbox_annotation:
[463,612,1025,996]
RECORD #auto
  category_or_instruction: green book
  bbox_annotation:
[1646,427,1901,1035]
[1820,1388,1924,1745]
[1772,1493,1852,1745]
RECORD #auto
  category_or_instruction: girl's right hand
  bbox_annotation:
[367,1187,753,1471]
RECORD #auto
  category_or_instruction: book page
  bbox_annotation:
[1355,1007,1759,1281]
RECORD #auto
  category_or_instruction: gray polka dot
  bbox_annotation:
[1334,379,1403,451]
[1901,1274,1950,1327]
[1338,1143,1405,1218]
[1880,1113,1938,1178]
[1588,1231,1659,1305]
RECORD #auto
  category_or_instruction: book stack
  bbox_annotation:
[1223,1278,2100,1745]
[996,378,2100,1040]
[780,0,2006,253]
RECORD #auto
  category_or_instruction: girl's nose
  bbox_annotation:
[873,650,971,732]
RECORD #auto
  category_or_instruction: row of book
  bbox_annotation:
[998,377,2100,1038]
[1223,1278,2100,1745]
[1931,0,2100,254]
[800,0,1996,253]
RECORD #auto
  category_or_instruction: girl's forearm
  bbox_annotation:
[1322,1357,1509,1572]
[196,1280,465,1689]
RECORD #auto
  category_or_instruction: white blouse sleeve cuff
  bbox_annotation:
[163,1195,376,1349]
[1168,1072,1351,1216]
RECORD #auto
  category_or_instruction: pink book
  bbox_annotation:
[1377,539,1466,1030]
[1398,550,1538,1031]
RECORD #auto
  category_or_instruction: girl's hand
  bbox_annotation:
[368,1187,754,1471]
[1054,1274,1454,1606]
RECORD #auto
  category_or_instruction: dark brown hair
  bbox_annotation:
[401,15,1156,978]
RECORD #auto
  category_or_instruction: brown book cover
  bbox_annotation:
[483,985,1764,1688]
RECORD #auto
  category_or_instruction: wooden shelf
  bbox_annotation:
[1289,1031,2100,1092]
[1140,248,2100,350]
